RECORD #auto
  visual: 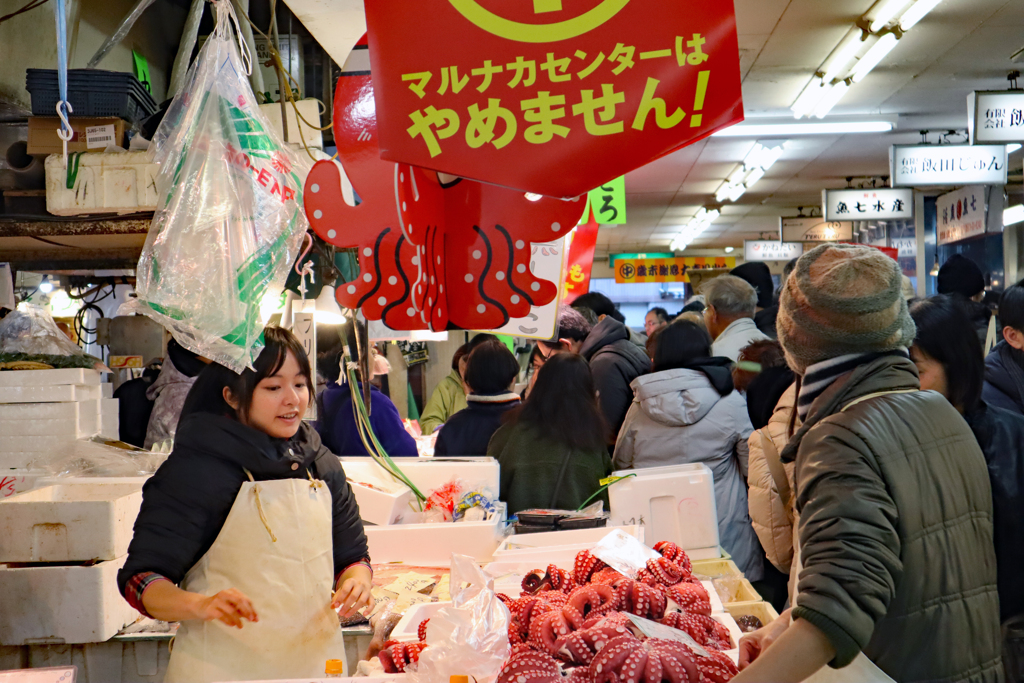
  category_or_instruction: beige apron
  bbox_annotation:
[164,470,345,683]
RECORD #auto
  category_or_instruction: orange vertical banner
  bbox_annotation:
[563,208,601,304]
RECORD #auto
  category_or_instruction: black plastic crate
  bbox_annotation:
[25,69,158,123]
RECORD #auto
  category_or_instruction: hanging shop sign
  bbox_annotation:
[890,144,1007,187]
[743,240,803,262]
[822,188,913,221]
[609,252,674,266]
[303,38,585,333]
[614,256,735,284]
[363,0,744,198]
[779,217,854,242]
[485,236,568,340]
[936,185,987,245]
[564,208,601,304]
[588,176,627,225]
[968,91,1024,144]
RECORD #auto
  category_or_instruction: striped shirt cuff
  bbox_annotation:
[335,558,373,590]
[125,571,171,618]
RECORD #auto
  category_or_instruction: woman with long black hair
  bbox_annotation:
[487,352,611,514]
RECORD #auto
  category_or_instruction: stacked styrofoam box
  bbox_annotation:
[45,151,158,216]
[0,369,118,470]
[0,482,143,645]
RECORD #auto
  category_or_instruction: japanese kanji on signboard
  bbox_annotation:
[363,0,744,198]
[303,38,585,332]
[614,256,735,284]
[563,207,601,304]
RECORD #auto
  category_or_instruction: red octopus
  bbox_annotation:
[524,565,576,595]
[639,556,692,587]
[664,582,713,617]
[555,613,633,665]
[653,542,693,576]
[573,550,609,585]
[589,634,704,683]
[697,650,741,683]
[613,578,668,621]
[660,613,733,651]
[562,585,619,629]
[497,649,563,683]
[417,618,430,643]
[378,642,427,673]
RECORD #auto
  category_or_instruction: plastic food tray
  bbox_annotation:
[691,558,742,579]
[26,68,157,122]
[390,601,451,642]
[725,600,781,631]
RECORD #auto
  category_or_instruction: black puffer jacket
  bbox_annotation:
[984,341,1024,415]
[579,317,651,442]
[782,356,1002,682]
[965,401,1024,621]
[117,413,367,595]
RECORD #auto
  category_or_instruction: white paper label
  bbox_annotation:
[85,124,116,149]
[591,529,659,579]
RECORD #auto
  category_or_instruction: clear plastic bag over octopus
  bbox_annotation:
[120,0,309,372]
[409,554,511,683]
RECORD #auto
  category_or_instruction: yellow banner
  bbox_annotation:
[614,256,735,283]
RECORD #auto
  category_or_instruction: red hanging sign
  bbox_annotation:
[303,40,585,332]
[364,0,744,198]
[563,208,601,304]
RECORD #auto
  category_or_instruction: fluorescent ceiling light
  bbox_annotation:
[1006,205,1024,226]
[38,277,53,293]
[869,0,912,31]
[724,246,735,253]
[791,79,830,119]
[899,0,943,29]
[851,33,899,83]
[1008,144,1022,154]
[813,81,851,118]
[822,29,866,82]
[745,167,766,187]
[714,120,892,137]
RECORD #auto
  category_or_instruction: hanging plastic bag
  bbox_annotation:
[120,0,309,372]
[410,554,510,683]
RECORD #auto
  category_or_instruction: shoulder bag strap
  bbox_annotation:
[759,428,793,523]
[984,314,998,356]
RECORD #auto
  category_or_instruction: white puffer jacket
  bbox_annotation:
[746,384,799,574]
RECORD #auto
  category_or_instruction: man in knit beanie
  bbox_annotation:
[735,242,1002,683]
[937,254,985,301]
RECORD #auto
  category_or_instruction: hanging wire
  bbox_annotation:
[53,0,73,167]
[0,0,49,25]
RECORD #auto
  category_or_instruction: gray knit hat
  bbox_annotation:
[777,244,916,375]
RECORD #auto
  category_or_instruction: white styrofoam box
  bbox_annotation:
[351,481,416,526]
[608,464,719,554]
[391,601,450,643]
[715,611,744,665]
[0,470,46,498]
[0,412,99,438]
[100,413,119,440]
[10,639,170,683]
[45,152,158,216]
[340,457,499,497]
[0,482,143,562]
[364,509,506,565]
[102,384,113,399]
[0,434,76,455]
[0,555,139,644]
[0,399,100,423]
[0,384,101,404]
[37,476,152,487]
[0,453,40,470]
[702,580,725,615]
[100,398,119,415]
[0,369,102,387]
[495,526,643,557]
[259,99,325,150]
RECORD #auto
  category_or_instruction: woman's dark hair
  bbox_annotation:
[507,353,607,451]
[910,295,984,414]
[652,320,713,373]
[180,326,312,420]
[648,307,669,323]
[733,339,787,393]
[316,320,372,384]
[572,292,623,322]
[645,326,661,360]
[451,333,500,371]
[464,340,520,394]
[1001,283,1024,332]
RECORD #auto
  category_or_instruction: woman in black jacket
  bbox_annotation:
[118,327,369,682]
[910,296,1024,625]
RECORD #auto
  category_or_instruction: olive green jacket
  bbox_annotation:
[419,370,468,435]
[783,355,1002,682]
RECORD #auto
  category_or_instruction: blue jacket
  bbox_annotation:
[983,342,1024,416]
[315,382,418,457]
[434,393,520,456]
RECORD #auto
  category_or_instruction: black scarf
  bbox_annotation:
[997,342,1024,412]
[673,357,735,396]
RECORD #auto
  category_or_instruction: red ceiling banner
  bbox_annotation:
[563,208,601,304]
[364,0,744,198]
[303,41,585,332]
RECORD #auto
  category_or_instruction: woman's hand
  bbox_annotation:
[332,564,374,618]
[192,588,259,629]
[738,608,791,670]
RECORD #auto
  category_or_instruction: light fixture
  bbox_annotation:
[38,277,53,293]
[313,285,348,325]
[899,0,943,29]
[1008,144,1022,154]
[813,81,851,118]
[868,0,912,31]
[744,167,766,187]
[822,28,867,81]
[724,246,735,254]
[851,33,899,83]
[1005,204,1024,226]
[524,193,543,202]
[791,79,831,119]
[713,121,893,137]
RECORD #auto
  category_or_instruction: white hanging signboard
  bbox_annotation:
[890,144,1007,187]
[743,241,804,262]
[822,188,913,221]
[779,217,854,242]
[935,185,988,245]
[968,91,1024,144]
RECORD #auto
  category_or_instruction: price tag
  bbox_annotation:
[85,124,116,149]
[291,311,317,421]
[625,614,711,658]
[587,175,627,225]
[590,528,658,579]
[0,667,76,683]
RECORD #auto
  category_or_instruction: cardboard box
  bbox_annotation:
[27,117,126,156]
